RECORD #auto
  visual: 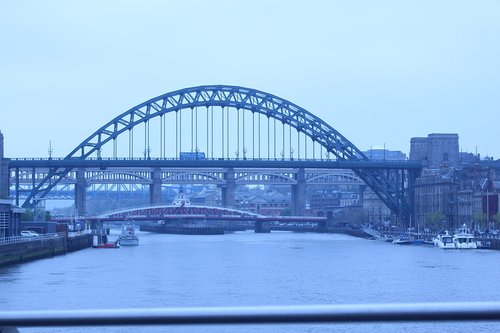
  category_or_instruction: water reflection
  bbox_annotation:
[1,230,499,332]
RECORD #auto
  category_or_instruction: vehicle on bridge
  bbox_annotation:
[179,152,205,160]
[21,230,39,237]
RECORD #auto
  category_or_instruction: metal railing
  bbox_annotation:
[0,233,65,246]
[1,302,500,328]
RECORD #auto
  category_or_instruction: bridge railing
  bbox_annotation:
[11,157,412,162]
[1,302,500,329]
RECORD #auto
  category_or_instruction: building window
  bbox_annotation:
[0,212,9,230]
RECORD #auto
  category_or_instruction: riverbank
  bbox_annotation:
[0,233,92,267]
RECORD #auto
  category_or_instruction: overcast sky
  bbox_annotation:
[1,0,499,159]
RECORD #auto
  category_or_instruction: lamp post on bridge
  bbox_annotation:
[48,141,53,160]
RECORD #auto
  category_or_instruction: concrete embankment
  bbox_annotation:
[476,237,500,250]
[0,234,92,267]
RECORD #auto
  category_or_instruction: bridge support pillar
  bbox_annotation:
[317,220,327,232]
[254,220,270,233]
[75,168,87,217]
[292,168,306,216]
[150,167,162,205]
[222,168,235,208]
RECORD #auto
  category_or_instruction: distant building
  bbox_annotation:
[235,191,291,216]
[362,187,392,226]
[0,199,23,238]
[410,133,459,168]
[340,192,360,207]
[413,166,500,231]
[409,137,428,162]
[459,152,480,164]
[414,169,458,230]
[309,188,340,211]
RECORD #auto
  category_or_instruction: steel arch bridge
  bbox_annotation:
[19,85,416,218]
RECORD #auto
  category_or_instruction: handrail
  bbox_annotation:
[0,233,65,245]
[1,302,500,327]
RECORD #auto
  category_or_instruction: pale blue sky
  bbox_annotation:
[1,0,499,158]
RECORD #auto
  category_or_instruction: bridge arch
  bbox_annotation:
[23,85,411,218]
[86,171,151,184]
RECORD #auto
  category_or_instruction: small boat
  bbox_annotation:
[384,235,394,242]
[118,223,139,246]
[392,235,412,245]
[433,231,455,249]
[92,234,120,248]
[408,232,427,245]
[452,224,477,249]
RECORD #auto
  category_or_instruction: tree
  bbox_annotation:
[426,211,445,231]
[21,209,33,221]
[493,212,500,230]
[473,211,487,230]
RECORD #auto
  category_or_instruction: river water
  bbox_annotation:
[1,230,500,332]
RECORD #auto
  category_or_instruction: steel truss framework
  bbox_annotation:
[20,85,414,217]
[11,168,365,200]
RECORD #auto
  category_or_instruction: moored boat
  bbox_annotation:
[93,242,120,249]
[433,231,455,249]
[118,223,139,246]
[392,235,412,245]
[452,224,477,249]
[92,234,120,248]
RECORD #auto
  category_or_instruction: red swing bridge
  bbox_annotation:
[52,203,328,234]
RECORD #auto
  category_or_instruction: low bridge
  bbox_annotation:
[52,204,328,233]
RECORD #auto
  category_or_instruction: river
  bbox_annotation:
[1,230,499,332]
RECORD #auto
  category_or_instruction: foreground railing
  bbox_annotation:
[1,302,500,328]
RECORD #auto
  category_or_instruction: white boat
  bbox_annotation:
[392,235,412,245]
[452,224,477,249]
[432,231,455,249]
[118,223,139,246]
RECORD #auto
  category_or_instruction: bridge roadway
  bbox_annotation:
[9,157,424,170]
[11,157,500,170]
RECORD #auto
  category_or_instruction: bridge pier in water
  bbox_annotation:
[292,168,306,216]
[75,168,87,217]
[254,220,270,233]
[222,168,235,208]
[317,220,327,232]
[150,167,162,205]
